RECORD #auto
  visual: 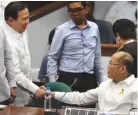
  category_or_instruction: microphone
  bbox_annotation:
[70,78,78,89]
[55,78,78,113]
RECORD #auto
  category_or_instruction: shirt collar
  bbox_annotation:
[112,74,136,86]
[69,19,92,29]
[3,21,24,38]
[123,74,136,86]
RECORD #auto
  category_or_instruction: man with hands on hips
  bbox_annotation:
[46,51,138,114]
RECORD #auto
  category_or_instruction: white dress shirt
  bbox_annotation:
[55,75,138,114]
[0,27,16,102]
[0,21,39,105]
[105,1,137,25]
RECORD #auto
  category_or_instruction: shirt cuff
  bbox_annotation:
[29,83,39,94]
[54,92,65,100]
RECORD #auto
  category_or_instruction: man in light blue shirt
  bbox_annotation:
[47,1,104,93]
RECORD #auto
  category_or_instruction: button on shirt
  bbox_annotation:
[0,21,39,105]
[55,75,138,114]
[0,28,16,102]
[47,20,104,82]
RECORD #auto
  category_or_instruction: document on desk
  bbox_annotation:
[64,107,98,115]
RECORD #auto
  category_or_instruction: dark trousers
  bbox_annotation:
[57,71,98,108]
[58,71,98,92]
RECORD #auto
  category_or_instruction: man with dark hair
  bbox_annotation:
[38,28,56,82]
[48,51,138,114]
[113,19,137,78]
[0,1,46,106]
[0,28,16,105]
[47,1,104,93]
[86,1,115,44]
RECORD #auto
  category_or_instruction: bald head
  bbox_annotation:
[113,51,134,74]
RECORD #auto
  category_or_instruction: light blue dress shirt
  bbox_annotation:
[47,20,104,82]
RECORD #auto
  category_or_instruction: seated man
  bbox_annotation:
[48,51,138,114]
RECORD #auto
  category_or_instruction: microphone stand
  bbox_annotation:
[55,78,78,114]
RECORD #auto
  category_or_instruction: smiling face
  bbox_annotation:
[9,8,29,33]
[67,2,87,25]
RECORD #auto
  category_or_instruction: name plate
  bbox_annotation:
[64,107,98,115]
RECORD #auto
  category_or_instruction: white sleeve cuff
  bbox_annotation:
[54,92,66,100]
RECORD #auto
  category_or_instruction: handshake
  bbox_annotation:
[35,86,47,98]
[35,86,55,99]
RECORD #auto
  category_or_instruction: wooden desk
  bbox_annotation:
[0,106,63,115]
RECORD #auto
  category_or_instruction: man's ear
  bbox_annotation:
[117,33,120,37]
[8,17,14,23]
[85,6,88,15]
[120,65,126,74]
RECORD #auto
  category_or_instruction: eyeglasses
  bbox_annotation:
[109,61,120,66]
[68,8,84,13]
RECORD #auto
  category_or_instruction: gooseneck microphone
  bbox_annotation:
[55,78,78,114]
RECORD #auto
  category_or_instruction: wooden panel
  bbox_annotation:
[28,1,66,22]
[101,44,119,56]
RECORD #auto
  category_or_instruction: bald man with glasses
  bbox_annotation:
[48,51,138,114]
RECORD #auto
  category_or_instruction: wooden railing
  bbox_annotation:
[29,1,66,22]
[101,44,119,56]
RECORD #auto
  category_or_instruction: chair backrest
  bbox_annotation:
[44,82,72,109]
[44,82,72,92]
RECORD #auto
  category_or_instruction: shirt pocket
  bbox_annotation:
[85,36,97,51]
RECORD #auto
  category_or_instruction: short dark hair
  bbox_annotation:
[66,1,86,8]
[117,52,134,75]
[5,1,28,21]
[113,19,136,40]
[86,1,95,9]
[48,28,55,45]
